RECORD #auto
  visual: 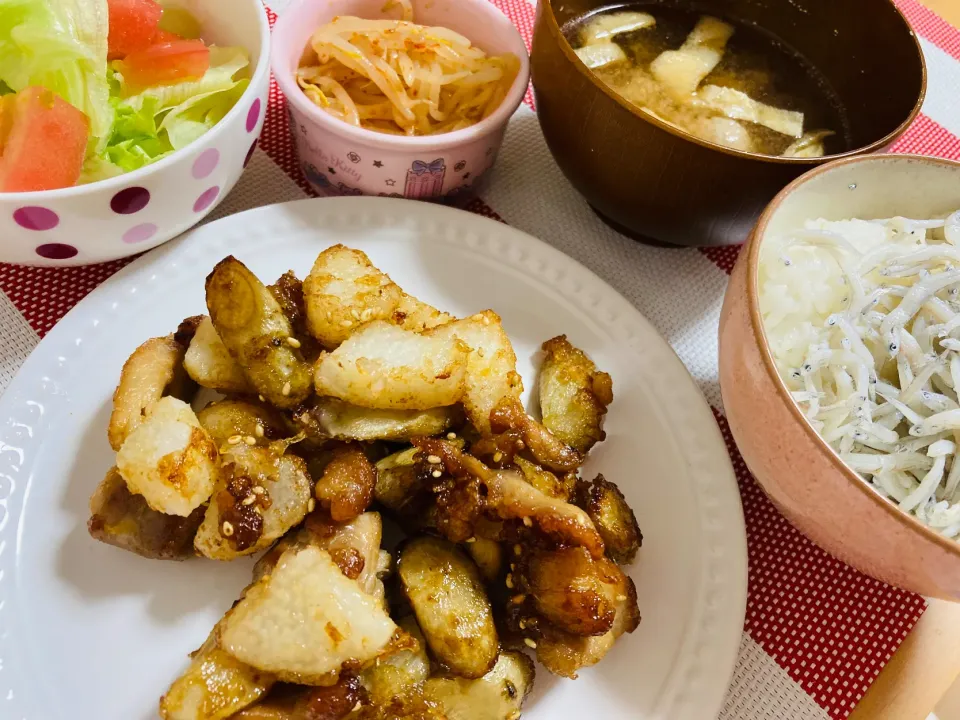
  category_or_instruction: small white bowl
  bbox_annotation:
[271,0,530,202]
[0,0,270,267]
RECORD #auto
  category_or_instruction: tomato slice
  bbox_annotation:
[0,87,89,193]
[108,0,163,60]
[119,40,211,90]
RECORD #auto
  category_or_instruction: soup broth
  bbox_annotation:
[565,4,851,157]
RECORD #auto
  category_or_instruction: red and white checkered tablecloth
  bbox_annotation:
[2,0,959,717]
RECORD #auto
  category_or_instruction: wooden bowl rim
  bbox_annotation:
[745,153,960,558]
[536,0,927,164]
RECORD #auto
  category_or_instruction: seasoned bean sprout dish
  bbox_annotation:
[296,0,521,136]
[760,211,960,536]
[89,245,642,719]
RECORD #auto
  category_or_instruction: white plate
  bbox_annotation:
[0,197,746,720]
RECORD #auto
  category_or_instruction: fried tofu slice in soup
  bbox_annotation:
[314,321,467,410]
[109,334,193,451]
[538,335,613,454]
[303,245,452,349]
[88,467,205,560]
[218,545,399,685]
[206,257,313,408]
[116,397,220,517]
[183,316,252,394]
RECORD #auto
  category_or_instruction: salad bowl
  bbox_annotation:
[0,0,270,267]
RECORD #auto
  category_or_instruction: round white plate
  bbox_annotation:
[0,197,746,720]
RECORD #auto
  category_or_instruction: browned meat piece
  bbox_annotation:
[489,401,582,472]
[267,271,322,362]
[315,444,376,522]
[574,474,642,565]
[230,677,364,720]
[87,467,204,560]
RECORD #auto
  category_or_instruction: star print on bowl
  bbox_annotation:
[404,159,446,199]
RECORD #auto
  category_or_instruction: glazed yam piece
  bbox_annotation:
[183,316,252,393]
[574,474,642,565]
[194,444,312,560]
[206,257,313,408]
[422,651,535,720]
[196,399,289,447]
[314,320,467,410]
[108,334,193,451]
[303,244,451,348]
[426,310,523,434]
[538,335,613,454]
[116,397,220,517]
[306,396,462,441]
[398,536,499,678]
[219,545,399,684]
[87,467,205,560]
[159,629,275,720]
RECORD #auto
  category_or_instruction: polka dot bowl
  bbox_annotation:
[0,0,270,267]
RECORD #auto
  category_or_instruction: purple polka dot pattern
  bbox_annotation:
[192,149,220,179]
[14,206,59,231]
[123,223,159,244]
[244,139,259,168]
[193,186,220,213]
[110,187,150,215]
[246,98,261,133]
[35,243,78,260]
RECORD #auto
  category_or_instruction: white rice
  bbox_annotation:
[759,211,960,537]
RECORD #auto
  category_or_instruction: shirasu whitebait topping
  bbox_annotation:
[759,212,960,537]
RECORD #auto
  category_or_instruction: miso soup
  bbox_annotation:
[566,4,851,157]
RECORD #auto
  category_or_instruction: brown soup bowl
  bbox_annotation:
[720,154,960,600]
[530,0,925,247]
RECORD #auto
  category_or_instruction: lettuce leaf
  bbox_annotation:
[79,46,249,182]
[0,0,113,152]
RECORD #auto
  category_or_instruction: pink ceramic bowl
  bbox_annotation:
[271,0,530,201]
[720,154,960,600]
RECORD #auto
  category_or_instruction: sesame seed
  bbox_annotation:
[505,574,514,589]
[518,620,527,629]
[510,563,516,571]
[616,594,627,602]
[514,544,522,556]
[242,495,257,506]
[477,348,486,358]
[508,711,521,720]
[258,394,266,402]
[286,337,302,348]
[244,435,257,446]
[522,516,533,527]
[255,424,265,438]
[282,382,292,396]
[361,308,373,321]
[446,432,457,440]
[227,435,242,445]
[466,537,476,543]
[252,485,265,495]
[222,521,235,537]
[308,498,316,513]
[493,451,503,462]
[340,319,353,328]
[431,470,442,478]
[427,454,442,464]
[524,638,537,649]
[351,308,361,320]
[511,594,526,604]
[515,440,525,450]
[481,315,491,326]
